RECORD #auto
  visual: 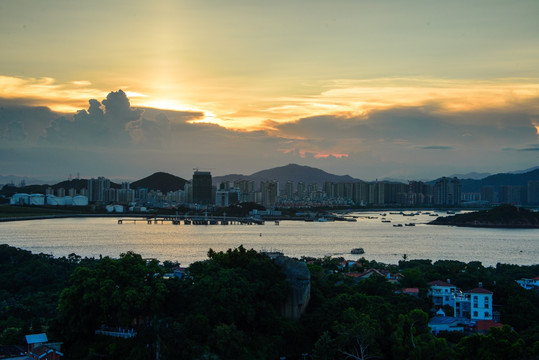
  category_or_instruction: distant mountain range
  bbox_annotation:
[2,164,539,196]
[459,168,539,193]
[212,164,360,187]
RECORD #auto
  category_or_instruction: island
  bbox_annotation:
[429,204,539,228]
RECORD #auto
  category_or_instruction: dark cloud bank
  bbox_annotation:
[1,91,538,180]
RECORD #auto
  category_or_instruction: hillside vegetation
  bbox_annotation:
[430,204,539,228]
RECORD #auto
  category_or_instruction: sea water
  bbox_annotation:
[1,211,537,266]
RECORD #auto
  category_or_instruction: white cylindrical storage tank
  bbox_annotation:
[72,196,88,206]
[106,205,115,212]
[114,205,124,213]
[29,194,45,206]
[63,196,73,205]
[10,193,29,205]
[47,195,58,205]
[55,196,66,206]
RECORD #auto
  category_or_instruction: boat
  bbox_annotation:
[351,248,365,254]
[184,219,191,225]
[275,220,280,225]
[393,224,403,227]
[405,223,415,226]
[382,220,391,223]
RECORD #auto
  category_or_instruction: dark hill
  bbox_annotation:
[429,204,539,228]
[213,163,360,187]
[459,168,539,193]
[130,172,189,193]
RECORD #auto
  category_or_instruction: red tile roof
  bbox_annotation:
[428,280,454,287]
[475,320,503,331]
[465,288,493,294]
[402,288,419,293]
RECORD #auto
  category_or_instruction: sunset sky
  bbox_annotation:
[1,0,538,182]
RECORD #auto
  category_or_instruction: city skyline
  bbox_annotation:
[1,1,539,181]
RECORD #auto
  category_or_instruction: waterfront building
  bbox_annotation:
[284,181,294,199]
[433,177,461,205]
[481,186,496,203]
[118,188,135,204]
[296,181,306,199]
[215,188,240,207]
[192,171,213,205]
[352,181,370,206]
[88,177,111,202]
[527,180,539,205]
[234,179,256,202]
[261,180,279,207]
[499,185,525,205]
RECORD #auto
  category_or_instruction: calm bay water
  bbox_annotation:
[1,211,537,266]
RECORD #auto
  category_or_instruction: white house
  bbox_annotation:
[429,281,494,321]
[428,280,457,306]
[516,276,539,290]
[465,288,493,321]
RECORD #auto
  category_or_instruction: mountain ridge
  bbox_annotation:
[212,163,360,187]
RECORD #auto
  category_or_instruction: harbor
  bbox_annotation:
[117,215,265,225]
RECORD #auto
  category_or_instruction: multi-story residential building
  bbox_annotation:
[527,181,539,205]
[433,177,461,205]
[88,177,110,202]
[499,185,525,205]
[481,186,496,203]
[261,180,279,207]
[192,171,213,205]
[428,280,457,306]
[429,280,493,321]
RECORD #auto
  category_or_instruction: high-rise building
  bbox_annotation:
[261,180,279,207]
[528,181,539,205]
[434,177,461,205]
[296,181,306,199]
[284,181,294,199]
[481,186,495,203]
[88,177,110,202]
[499,185,524,205]
[192,171,213,204]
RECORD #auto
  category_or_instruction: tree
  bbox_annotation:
[333,308,382,360]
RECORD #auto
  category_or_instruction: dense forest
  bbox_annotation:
[0,244,538,359]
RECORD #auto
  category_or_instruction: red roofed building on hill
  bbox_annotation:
[428,281,494,321]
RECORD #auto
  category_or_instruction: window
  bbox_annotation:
[485,312,490,318]
[473,311,478,317]
[485,297,490,309]
[473,296,478,308]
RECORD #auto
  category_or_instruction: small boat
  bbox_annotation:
[405,223,415,226]
[351,248,365,254]
[382,220,391,223]
[393,224,403,227]
[184,219,191,225]
[275,220,280,225]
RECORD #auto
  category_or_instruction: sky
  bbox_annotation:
[1,0,538,182]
